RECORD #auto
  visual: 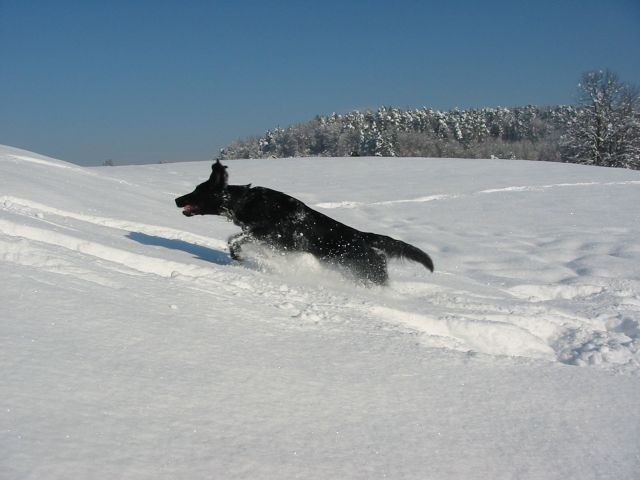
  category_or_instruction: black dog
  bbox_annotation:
[175,160,434,284]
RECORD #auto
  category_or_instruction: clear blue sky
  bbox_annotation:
[1,0,639,165]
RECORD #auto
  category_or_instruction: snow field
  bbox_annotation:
[1,145,640,478]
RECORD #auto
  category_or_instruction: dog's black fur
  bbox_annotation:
[175,160,434,284]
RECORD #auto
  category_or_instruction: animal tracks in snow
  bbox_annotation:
[316,180,640,209]
[506,284,605,302]
[316,194,458,209]
[479,179,640,194]
[2,181,639,373]
[309,176,640,372]
[371,305,556,360]
[376,278,639,372]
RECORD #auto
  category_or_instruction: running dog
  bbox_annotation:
[175,160,434,284]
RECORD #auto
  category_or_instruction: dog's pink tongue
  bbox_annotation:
[183,205,194,214]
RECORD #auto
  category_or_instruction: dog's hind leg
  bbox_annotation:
[340,247,388,286]
[363,250,389,285]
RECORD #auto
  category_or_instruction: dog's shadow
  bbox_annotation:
[127,232,232,265]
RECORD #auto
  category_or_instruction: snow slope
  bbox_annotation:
[1,144,639,479]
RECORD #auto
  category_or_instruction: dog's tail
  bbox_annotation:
[365,233,434,272]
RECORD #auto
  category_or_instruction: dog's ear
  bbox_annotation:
[210,159,228,189]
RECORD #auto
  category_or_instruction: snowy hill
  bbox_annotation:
[2,144,639,479]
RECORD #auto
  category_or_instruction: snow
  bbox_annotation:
[1,144,639,479]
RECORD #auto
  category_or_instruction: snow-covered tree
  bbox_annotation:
[561,70,640,168]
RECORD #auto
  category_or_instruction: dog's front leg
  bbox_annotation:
[228,232,251,260]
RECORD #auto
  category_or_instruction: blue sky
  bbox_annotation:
[1,0,639,165]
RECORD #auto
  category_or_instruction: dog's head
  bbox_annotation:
[175,160,228,216]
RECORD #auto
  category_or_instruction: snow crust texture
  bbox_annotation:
[1,145,639,479]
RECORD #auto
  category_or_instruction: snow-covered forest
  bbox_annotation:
[221,105,575,162]
[221,71,640,169]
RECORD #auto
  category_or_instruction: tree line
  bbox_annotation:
[220,70,640,169]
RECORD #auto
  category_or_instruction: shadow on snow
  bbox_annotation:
[127,231,232,265]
